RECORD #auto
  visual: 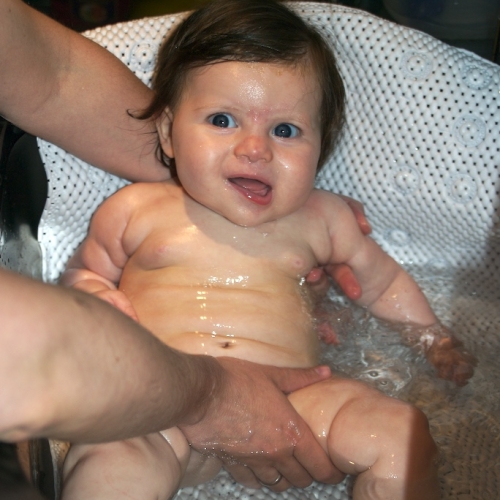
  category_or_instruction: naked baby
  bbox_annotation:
[60,0,475,498]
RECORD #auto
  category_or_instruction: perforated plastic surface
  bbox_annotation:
[37,3,500,499]
[38,4,500,286]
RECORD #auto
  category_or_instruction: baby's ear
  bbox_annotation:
[156,109,174,158]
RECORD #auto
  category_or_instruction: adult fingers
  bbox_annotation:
[240,422,344,489]
[292,429,346,485]
[263,365,346,485]
[224,463,262,489]
[262,364,331,395]
[246,454,311,490]
[326,263,362,301]
[225,464,293,492]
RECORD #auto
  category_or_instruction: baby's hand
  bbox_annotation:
[425,334,477,387]
[405,324,477,386]
[95,289,139,322]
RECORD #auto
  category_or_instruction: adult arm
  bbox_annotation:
[0,269,339,487]
[0,0,167,181]
[0,267,219,443]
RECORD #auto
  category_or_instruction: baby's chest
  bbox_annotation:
[129,221,317,280]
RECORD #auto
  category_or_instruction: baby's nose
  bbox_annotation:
[234,134,272,163]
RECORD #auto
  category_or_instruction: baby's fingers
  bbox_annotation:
[431,346,477,386]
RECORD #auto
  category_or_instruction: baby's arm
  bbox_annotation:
[61,189,138,321]
[307,194,371,302]
[317,192,475,385]
[325,208,436,326]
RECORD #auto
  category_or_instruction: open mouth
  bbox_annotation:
[228,177,272,206]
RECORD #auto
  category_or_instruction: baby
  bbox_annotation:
[60,0,474,498]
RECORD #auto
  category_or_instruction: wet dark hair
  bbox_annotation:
[140,0,345,171]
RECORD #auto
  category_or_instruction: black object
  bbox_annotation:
[0,120,54,499]
[0,120,47,278]
[0,442,47,500]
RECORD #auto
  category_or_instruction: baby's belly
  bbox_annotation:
[126,283,319,368]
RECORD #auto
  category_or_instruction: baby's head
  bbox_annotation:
[143,0,345,172]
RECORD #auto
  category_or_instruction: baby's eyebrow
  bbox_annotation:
[273,111,317,128]
[192,102,239,112]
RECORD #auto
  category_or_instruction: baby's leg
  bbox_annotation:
[288,377,440,500]
[61,427,216,500]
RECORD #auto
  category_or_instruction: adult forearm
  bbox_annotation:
[0,269,220,443]
[0,0,167,181]
[0,271,342,485]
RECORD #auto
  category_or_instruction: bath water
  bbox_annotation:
[175,266,500,499]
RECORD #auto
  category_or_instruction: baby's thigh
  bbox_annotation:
[288,376,436,476]
[62,429,190,500]
[168,427,223,488]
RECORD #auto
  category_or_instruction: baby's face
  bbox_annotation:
[158,61,322,227]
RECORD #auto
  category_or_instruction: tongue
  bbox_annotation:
[230,177,272,205]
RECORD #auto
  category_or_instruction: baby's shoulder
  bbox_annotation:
[306,188,349,214]
[90,181,181,229]
[104,179,181,207]
[304,189,361,237]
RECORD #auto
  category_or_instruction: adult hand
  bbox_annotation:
[306,264,363,301]
[179,357,344,491]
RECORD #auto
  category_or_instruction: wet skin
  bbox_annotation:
[62,62,441,499]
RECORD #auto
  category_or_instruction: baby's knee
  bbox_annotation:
[364,400,438,485]
[354,401,440,499]
[330,388,437,472]
[383,402,437,459]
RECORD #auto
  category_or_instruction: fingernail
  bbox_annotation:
[315,366,331,377]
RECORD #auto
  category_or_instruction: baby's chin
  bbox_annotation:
[222,210,282,229]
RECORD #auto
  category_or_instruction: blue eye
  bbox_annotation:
[210,113,236,128]
[273,123,299,138]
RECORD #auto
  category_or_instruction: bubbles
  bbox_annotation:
[318,299,417,397]
[358,364,414,394]
[207,275,249,286]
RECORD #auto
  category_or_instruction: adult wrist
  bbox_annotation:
[175,354,227,427]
